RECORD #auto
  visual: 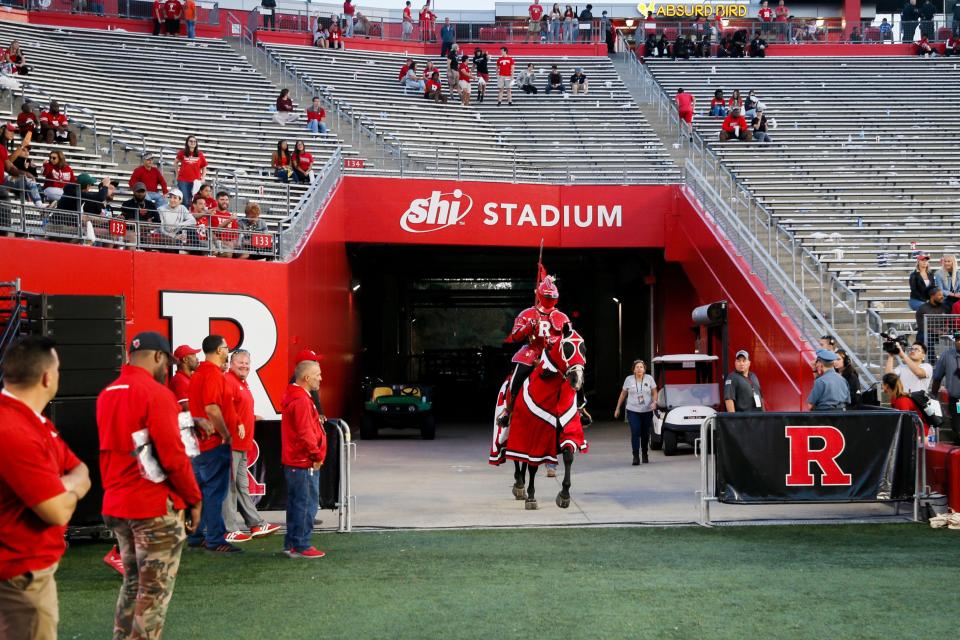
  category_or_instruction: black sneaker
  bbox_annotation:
[206,543,243,554]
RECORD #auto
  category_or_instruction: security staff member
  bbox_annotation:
[807,349,851,411]
[97,332,202,640]
[723,349,763,412]
[931,331,960,435]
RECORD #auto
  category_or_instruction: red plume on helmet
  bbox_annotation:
[535,274,558,311]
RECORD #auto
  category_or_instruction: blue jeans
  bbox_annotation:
[307,120,328,134]
[187,443,231,548]
[709,106,728,117]
[908,298,924,311]
[284,465,319,552]
[627,410,653,455]
[186,20,196,38]
[146,191,166,210]
[176,180,195,206]
[550,21,560,42]
[5,177,42,205]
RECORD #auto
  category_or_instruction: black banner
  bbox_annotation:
[714,411,918,504]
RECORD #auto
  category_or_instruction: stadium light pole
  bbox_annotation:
[613,297,623,376]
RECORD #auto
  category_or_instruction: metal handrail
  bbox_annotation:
[278,147,342,260]
[331,419,355,533]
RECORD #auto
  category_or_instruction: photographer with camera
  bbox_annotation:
[915,285,946,345]
[931,331,960,441]
[884,340,932,393]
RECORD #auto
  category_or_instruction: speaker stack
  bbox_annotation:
[22,294,126,530]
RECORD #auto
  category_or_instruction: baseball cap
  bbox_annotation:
[141,151,155,160]
[173,344,200,360]
[133,181,147,192]
[77,173,96,187]
[735,349,749,360]
[4,122,16,132]
[294,348,323,363]
[916,253,930,260]
[815,348,839,363]
[953,331,960,340]
[168,188,183,199]
[129,332,173,357]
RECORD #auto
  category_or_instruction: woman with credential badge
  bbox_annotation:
[614,359,658,465]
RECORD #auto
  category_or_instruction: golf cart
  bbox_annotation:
[649,354,721,456]
[361,378,435,440]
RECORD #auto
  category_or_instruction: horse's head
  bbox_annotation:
[545,323,586,391]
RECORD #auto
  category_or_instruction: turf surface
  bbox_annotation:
[59,524,957,639]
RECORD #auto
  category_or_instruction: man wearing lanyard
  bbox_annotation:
[807,349,850,411]
[931,331,960,436]
[97,332,202,639]
[723,350,763,412]
[0,337,90,639]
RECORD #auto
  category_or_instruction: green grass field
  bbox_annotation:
[59,524,957,639]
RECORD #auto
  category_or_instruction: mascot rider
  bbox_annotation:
[498,272,589,428]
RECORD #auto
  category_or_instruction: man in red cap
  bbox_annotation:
[169,344,200,410]
[0,336,90,639]
[281,359,327,558]
[98,331,202,639]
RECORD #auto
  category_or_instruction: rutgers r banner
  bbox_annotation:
[713,411,919,503]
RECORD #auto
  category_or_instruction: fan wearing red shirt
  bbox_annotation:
[97,332,202,639]
[41,148,74,204]
[222,350,280,540]
[281,359,327,558]
[212,190,239,253]
[675,87,696,137]
[419,2,435,42]
[458,56,473,106]
[152,0,164,35]
[758,0,773,21]
[402,0,413,40]
[174,134,207,205]
[39,100,76,146]
[129,152,168,210]
[16,104,37,138]
[496,47,515,105]
[169,344,200,409]
[0,336,90,638]
[163,0,183,35]
[186,334,240,553]
[329,21,344,49]
[775,0,789,22]
[883,373,929,435]
[528,0,543,42]
[719,109,750,141]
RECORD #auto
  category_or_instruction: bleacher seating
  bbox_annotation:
[646,56,960,334]
[264,44,681,184]
[0,20,353,231]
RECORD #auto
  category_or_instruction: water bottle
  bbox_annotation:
[927,427,937,447]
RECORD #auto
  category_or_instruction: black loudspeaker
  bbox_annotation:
[24,294,125,320]
[56,344,125,371]
[39,319,125,345]
[46,396,103,528]
[58,369,121,397]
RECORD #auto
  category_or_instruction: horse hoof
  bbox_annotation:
[525,499,538,510]
[512,484,526,500]
[556,493,570,509]
[546,468,556,478]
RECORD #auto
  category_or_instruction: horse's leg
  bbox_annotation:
[512,461,527,500]
[556,448,574,508]
[525,464,539,510]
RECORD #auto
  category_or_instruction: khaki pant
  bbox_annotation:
[222,449,266,532]
[104,501,186,640]
[0,563,59,640]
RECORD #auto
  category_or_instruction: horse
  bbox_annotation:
[489,324,588,510]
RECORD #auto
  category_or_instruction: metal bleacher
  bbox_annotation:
[264,44,681,184]
[646,56,960,336]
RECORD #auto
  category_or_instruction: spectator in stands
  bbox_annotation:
[709,89,728,117]
[728,89,743,110]
[402,1,414,40]
[751,108,772,142]
[850,26,863,42]
[162,0,183,36]
[694,33,711,57]
[274,88,298,125]
[601,10,614,54]
[2,40,30,75]
[194,183,216,213]
[120,182,160,246]
[261,0,277,30]
[439,18,457,58]
[496,47,515,105]
[946,32,960,55]
[130,152,168,210]
[272,139,296,183]
[546,64,565,93]
[419,1,436,42]
[643,33,657,58]
[716,35,733,57]
[563,4,576,42]
[398,57,413,82]
[655,33,669,57]
[743,91,760,119]
[528,0,544,43]
[936,254,960,309]
[882,373,925,424]
[313,23,329,48]
[519,63,538,94]
[909,254,934,311]
[473,48,490,103]
[758,0,773,24]
[750,31,768,57]
[403,61,426,94]
[422,59,437,82]
[719,107,751,141]
[671,34,691,60]
[152,0,164,36]
[919,0,936,39]
[878,18,894,41]
[39,100,76,147]
[902,0,920,42]
[292,141,313,184]
[577,4,593,42]
[16,104,37,139]
[818,335,837,350]
[54,173,108,218]
[775,0,790,38]
[885,341,932,393]
[158,188,195,243]
[306,97,327,134]
[676,88,695,139]
[457,55,473,106]
[41,149,74,204]
[570,67,588,95]
[237,201,269,258]
[833,349,861,407]
[190,195,211,237]
[184,0,197,39]
[549,4,562,43]
[174,135,207,205]
[447,44,461,96]
[425,70,446,102]
[9,144,43,207]
[329,18,344,49]
[343,0,356,37]
[915,285,945,344]
[916,35,939,56]
[642,11,656,42]
[731,29,748,56]
[211,191,238,255]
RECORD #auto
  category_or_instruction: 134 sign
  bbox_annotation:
[344,158,365,169]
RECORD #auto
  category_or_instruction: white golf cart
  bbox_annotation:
[649,354,721,456]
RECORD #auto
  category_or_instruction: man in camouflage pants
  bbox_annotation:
[97,333,202,639]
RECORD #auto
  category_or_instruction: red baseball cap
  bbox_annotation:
[4,123,16,132]
[173,345,201,360]
[294,348,322,363]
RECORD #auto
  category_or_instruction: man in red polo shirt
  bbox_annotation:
[528,0,543,43]
[187,334,240,553]
[169,344,199,410]
[0,336,90,639]
[496,47,515,106]
[223,349,280,542]
[97,332,202,640]
[162,0,183,35]
[675,87,696,139]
